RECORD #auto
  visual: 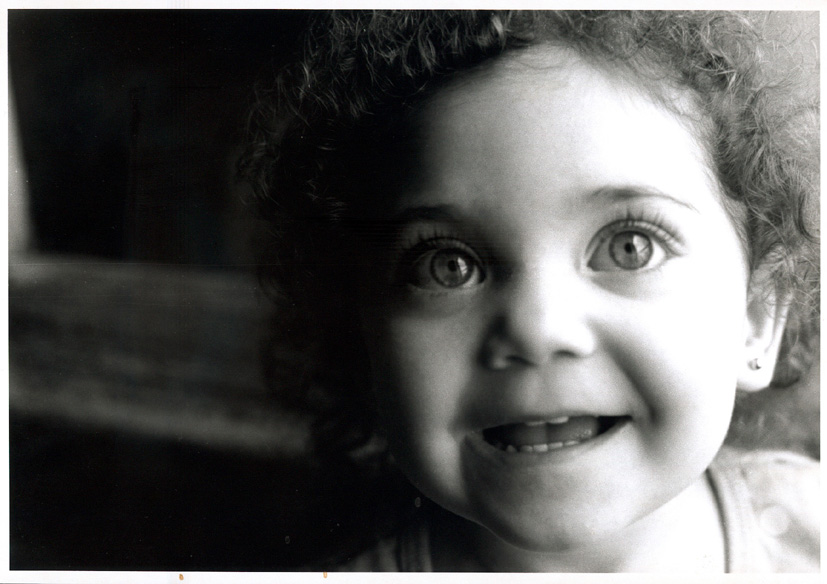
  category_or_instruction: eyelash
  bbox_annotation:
[625,208,679,243]
[395,209,683,289]
[589,209,683,265]
[396,229,485,290]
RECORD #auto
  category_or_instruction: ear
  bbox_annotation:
[737,264,790,392]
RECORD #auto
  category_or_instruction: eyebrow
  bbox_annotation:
[390,204,463,223]
[590,185,700,213]
[342,205,463,241]
[386,188,698,224]
[349,186,698,236]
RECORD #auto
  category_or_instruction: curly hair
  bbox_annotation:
[238,11,819,459]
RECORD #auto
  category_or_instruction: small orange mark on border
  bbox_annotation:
[323,572,328,578]
[179,575,184,581]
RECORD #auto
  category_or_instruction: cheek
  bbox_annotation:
[653,234,749,373]
[360,308,476,434]
[619,268,747,453]
[360,309,481,508]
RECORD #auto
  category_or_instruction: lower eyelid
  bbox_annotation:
[586,225,679,273]
[394,238,486,289]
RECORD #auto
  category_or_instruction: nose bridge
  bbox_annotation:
[488,254,597,366]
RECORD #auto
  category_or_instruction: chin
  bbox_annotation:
[487,519,599,553]
[469,500,641,555]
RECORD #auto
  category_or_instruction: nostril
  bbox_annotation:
[479,292,598,369]
[480,341,533,370]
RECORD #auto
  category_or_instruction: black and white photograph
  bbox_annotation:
[6,7,820,578]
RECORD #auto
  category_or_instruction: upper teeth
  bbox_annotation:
[525,416,569,426]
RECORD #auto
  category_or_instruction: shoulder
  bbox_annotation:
[714,448,819,512]
[711,448,820,572]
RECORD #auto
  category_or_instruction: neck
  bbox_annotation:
[430,474,725,572]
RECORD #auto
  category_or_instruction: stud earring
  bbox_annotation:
[748,357,764,371]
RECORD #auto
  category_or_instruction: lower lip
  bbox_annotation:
[466,417,632,468]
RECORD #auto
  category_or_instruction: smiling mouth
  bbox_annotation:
[482,415,629,453]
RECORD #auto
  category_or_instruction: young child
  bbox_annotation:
[239,11,819,572]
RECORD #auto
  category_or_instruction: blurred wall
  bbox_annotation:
[9,10,309,266]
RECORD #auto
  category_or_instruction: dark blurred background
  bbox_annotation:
[8,9,412,571]
[7,9,819,572]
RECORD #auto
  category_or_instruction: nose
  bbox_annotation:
[481,262,598,369]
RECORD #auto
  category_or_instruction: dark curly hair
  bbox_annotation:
[238,10,819,460]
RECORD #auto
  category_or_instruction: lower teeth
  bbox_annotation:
[487,416,626,453]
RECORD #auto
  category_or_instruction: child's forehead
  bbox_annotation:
[412,44,707,162]
[347,43,718,222]
[421,43,696,121]
[351,44,727,226]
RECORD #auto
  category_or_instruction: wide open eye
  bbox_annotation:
[588,229,667,271]
[409,246,484,289]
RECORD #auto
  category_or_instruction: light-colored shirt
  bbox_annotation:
[337,448,819,572]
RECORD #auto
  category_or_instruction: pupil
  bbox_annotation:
[610,231,652,269]
[432,251,473,287]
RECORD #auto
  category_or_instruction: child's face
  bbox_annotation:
[357,48,752,551]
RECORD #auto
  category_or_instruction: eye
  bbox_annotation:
[588,229,667,271]
[408,246,484,289]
